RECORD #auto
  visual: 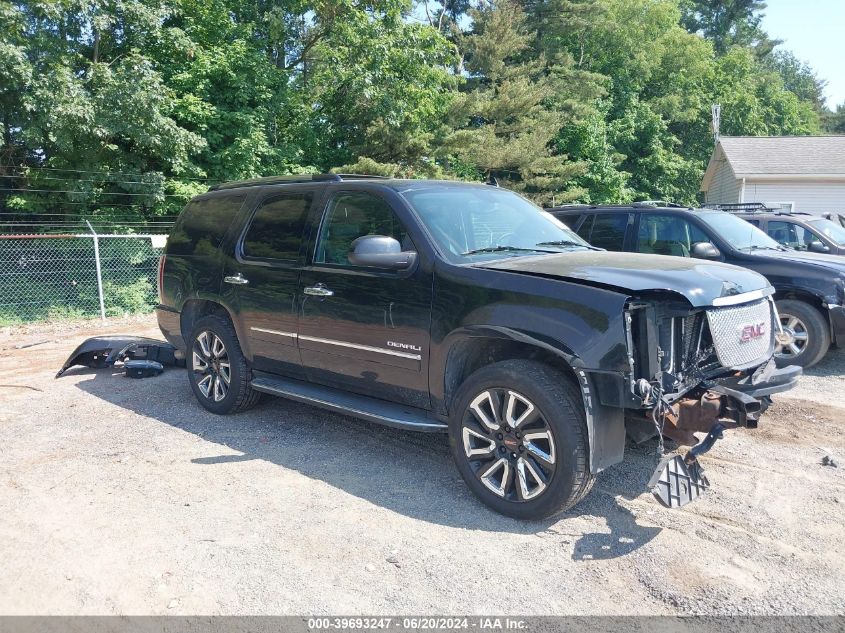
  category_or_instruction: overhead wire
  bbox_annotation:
[0,165,217,182]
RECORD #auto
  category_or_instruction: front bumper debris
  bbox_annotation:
[649,360,801,508]
[660,385,759,445]
[660,361,801,445]
[56,336,185,377]
[716,360,802,400]
[650,424,725,508]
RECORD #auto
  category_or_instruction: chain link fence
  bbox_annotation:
[0,232,167,326]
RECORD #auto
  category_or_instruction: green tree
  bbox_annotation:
[555,100,632,203]
[295,10,458,175]
[540,0,820,204]
[1,0,206,218]
[443,0,604,203]
[679,0,779,56]
[822,103,845,134]
[763,50,827,113]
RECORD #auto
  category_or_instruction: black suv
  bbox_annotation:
[550,203,845,369]
[711,205,845,257]
[158,176,798,518]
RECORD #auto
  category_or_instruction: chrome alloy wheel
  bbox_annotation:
[461,388,557,502]
[775,313,809,359]
[192,331,231,402]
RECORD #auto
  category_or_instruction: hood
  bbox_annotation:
[476,251,770,308]
[746,248,845,273]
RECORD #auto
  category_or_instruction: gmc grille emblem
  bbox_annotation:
[740,323,766,343]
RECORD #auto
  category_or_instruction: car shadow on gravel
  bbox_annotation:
[74,367,662,547]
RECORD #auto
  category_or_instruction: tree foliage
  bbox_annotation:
[0,0,832,219]
[443,0,604,203]
[679,0,778,56]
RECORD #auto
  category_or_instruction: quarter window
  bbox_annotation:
[315,192,411,266]
[242,192,314,262]
[168,194,245,257]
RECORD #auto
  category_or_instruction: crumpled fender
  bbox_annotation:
[56,336,183,377]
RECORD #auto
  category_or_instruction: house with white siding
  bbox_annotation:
[700,136,845,214]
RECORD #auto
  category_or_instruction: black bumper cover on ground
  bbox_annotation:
[56,336,184,377]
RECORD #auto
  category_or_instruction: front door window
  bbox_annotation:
[315,192,412,266]
[767,221,817,251]
[636,214,709,257]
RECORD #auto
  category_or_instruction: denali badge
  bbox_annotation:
[387,341,422,352]
[739,322,766,343]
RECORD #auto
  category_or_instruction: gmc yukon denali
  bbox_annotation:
[157,175,800,519]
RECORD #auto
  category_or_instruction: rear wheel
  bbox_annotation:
[188,314,261,414]
[448,360,593,520]
[774,300,830,368]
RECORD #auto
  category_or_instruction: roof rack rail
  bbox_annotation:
[703,202,772,213]
[209,173,389,191]
[633,200,685,208]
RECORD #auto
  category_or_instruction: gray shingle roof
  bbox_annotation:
[719,136,845,175]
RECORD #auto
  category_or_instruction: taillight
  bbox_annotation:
[157,254,166,303]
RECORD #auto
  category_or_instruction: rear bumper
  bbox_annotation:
[714,362,802,399]
[155,304,185,351]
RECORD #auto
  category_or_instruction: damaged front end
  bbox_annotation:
[624,289,801,508]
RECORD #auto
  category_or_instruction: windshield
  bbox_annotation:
[697,211,783,251]
[400,186,591,263]
[808,218,845,246]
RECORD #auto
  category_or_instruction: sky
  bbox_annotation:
[762,0,845,109]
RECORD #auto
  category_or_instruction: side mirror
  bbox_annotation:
[691,242,721,260]
[808,241,830,254]
[348,235,417,270]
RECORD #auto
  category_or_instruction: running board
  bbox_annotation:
[250,374,447,433]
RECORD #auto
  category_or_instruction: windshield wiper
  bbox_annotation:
[535,240,599,251]
[461,245,555,256]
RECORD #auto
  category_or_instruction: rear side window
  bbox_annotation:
[168,194,246,257]
[582,213,628,251]
[241,192,313,262]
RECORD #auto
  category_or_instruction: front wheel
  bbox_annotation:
[448,360,593,520]
[774,300,830,369]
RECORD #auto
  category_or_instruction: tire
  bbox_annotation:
[774,300,830,369]
[187,314,261,414]
[448,360,593,520]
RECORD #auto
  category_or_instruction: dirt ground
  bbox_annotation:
[1,315,843,615]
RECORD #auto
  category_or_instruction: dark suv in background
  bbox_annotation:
[550,203,845,369]
[158,177,797,518]
[709,205,845,256]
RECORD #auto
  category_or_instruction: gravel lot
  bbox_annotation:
[1,315,844,615]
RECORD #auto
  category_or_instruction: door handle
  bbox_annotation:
[223,273,249,285]
[304,285,334,297]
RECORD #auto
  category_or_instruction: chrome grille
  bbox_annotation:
[706,299,774,369]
